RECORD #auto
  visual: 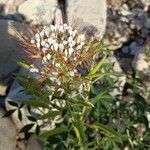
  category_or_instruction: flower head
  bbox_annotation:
[20,24,100,89]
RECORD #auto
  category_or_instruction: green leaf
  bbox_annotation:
[7,101,18,107]
[2,109,16,118]
[27,116,37,122]
[20,123,35,133]
[90,122,120,137]
[17,61,30,69]
[39,125,68,139]
[37,111,60,120]
[89,55,107,75]
[18,109,22,121]
[35,124,40,135]
[21,99,49,108]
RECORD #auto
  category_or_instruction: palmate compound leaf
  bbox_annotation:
[20,99,49,109]
[2,109,16,118]
[18,109,22,121]
[89,54,107,76]
[39,125,68,139]
[37,111,60,120]
[20,123,35,133]
[7,101,18,107]
[90,122,121,138]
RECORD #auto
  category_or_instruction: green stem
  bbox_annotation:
[66,100,86,150]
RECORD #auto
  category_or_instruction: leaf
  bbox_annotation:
[17,61,30,69]
[27,116,37,122]
[55,142,67,150]
[7,101,18,107]
[21,99,49,108]
[35,124,40,135]
[20,123,35,133]
[2,109,16,118]
[18,109,22,121]
[39,125,68,139]
[37,111,60,120]
[89,55,107,75]
[90,122,120,137]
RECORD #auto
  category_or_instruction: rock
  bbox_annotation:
[5,68,62,131]
[107,55,126,96]
[0,109,17,150]
[66,0,107,39]
[6,0,26,14]
[5,68,32,130]
[104,0,150,51]
[0,20,28,96]
[0,0,26,21]
[132,50,149,72]
[122,46,129,54]
[18,0,58,25]
[129,42,139,55]
[26,136,43,150]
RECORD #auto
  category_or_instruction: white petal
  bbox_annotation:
[54,43,59,51]
[46,53,51,60]
[80,42,85,46]
[69,71,74,76]
[37,43,41,49]
[39,31,44,38]
[72,41,76,46]
[41,40,46,46]
[30,67,39,73]
[43,56,47,62]
[59,43,64,51]
[42,48,47,52]
[63,40,67,45]
[31,39,35,44]
[35,33,40,39]
[64,49,68,57]
[45,43,50,48]
[68,48,74,56]
[80,34,85,41]
[48,38,52,44]
[76,45,82,50]
[59,25,64,32]
[50,25,56,31]
[51,33,56,38]
[45,29,50,37]
[68,36,73,43]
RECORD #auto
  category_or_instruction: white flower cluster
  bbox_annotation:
[30,24,85,65]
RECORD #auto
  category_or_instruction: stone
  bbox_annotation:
[5,68,62,131]
[129,42,138,55]
[18,0,58,25]
[0,20,28,96]
[26,136,43,150]
[132,50,149,72]
[66,0,107,39]
[0,0,26,17]
[0,109,17,150]
[122,46,129,54]
[5,68,32,130]
[107,55,126,96]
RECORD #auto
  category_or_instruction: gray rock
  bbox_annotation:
[26,136,43,150]
[0,109,17,150]
[0,0,26,17]
[5,68,32,130]
[107,56,126,96]
[122,46,129,54]
[66,0,107,39]
[18,0,58,25]
[0,20,28,96]
[132,50,149,72]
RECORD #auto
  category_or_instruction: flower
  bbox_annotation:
[21,24,100,86]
